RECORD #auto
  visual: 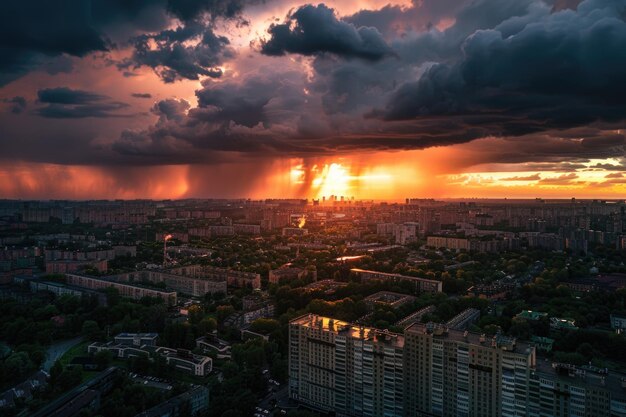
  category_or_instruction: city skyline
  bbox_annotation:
[2,0,626,199]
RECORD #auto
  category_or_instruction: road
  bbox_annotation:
[129,373,173,391]
[43,337,83,371]
[257,385,292,415]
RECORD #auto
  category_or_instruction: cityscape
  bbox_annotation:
[0,198,625,416]
[2,0,626,417]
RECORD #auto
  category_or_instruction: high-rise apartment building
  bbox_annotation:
[289,314,404,417]
[290,316,626,417]
[404,322,536,417]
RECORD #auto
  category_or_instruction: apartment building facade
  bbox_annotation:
[351,268,442,294]
[289,314,404,417]
[65,273,177,305]
[290,316,626,417]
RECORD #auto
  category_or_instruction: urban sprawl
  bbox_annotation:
[0,198,626,417]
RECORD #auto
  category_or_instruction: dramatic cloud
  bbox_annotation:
[35,87,131,119]
[166,0,263,22]
[118,21,232,83]
[152,98,190,122]
[2,0,626,199]
[377,0,626,140]
[0,2,107,86]
[0,0,259,86]
[260,4,393,60]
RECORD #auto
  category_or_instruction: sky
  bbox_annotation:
[1,0,626,200]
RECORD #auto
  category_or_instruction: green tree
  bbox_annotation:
[82,320,101,340]
[94,350,113,369]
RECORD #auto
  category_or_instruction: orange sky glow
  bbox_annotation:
[1,0,625,201]
[2,146,625,200]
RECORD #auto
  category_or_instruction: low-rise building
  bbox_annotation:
[166,265,260,290]
[269,267,307,284]
[351,268,442,294]
[88,343,212,377]
[611,314,626,334]
[364,291,415,310]
[66,274,177,306]
[114,333,158,347]
[155,347,212,377]
[46,259,108,274]
[550,317,578,331]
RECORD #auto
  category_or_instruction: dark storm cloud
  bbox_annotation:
[131,93,152,98]
[166,0,263,22]
[4,0,626,173]
[152,98,190,122]
[118,21,232,83]
[377,0,626,140]
[38,88,107,105]
[112,69,310,159]
[0,0,261,86]
[108,0,626,167]
[260,4,393,60]
[35,87,131,119]
[345,0,473,37]
[0,2,108,86]
[451,131,626,170]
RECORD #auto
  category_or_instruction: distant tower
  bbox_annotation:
[163,233,172,268]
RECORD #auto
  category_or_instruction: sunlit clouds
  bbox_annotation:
[1,0,626,200]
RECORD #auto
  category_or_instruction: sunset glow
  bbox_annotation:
[1,0,625,201]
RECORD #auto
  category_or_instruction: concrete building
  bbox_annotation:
[351,268,442,294]
[114,333,158,347]
[394,223,418,245]
[611,314,626,334]
[45,259,108,274]
[364,291,415,310]
[269,267,307,284]
[289,314,404,417]
[446,308,481,331]
[404,323,537,417]
[154,347,213,377]
[65,273,177,305]
[233,223,261,235]
[88,344,212,377]
[287,314,626,417]
[110,269,227,297]
[427,236,470,251]
[166,265,260,290]
[376,223,395,237]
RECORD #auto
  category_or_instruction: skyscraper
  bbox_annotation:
[290,315,626,417]
[289,314,404,417]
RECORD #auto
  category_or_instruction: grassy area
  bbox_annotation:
[58,340,90,367]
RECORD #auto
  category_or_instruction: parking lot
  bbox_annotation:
[129,373,173,391]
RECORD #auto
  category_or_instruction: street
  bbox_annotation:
[43,337,83,371]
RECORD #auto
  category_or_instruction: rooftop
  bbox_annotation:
[364,291,415,306]
[351,268,440,284]
[291,314,404,348]
[116,332,158,338]
[535,359,626,397]
[405,322,534,355]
